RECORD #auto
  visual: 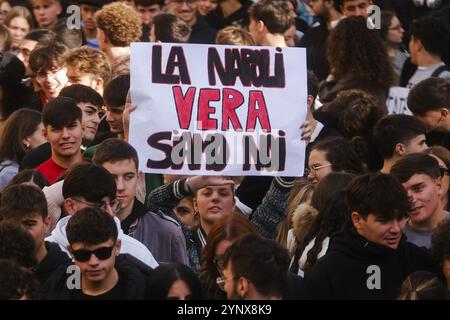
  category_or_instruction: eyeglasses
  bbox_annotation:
[216,275,239,291]
[35,67,65,81]
[173,0,196,5]
[71,246,114,262]
[73,198,122,215]
[305,163,332,176]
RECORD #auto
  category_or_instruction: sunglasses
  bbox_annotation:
[71,246,115,262]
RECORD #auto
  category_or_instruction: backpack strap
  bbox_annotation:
[431,65,450,77]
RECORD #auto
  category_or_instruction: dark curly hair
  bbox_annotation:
[327,16,396,88]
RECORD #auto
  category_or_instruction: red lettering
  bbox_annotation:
[197,88,220,130]
[173,86,196,129]
[246,90,271,132]
[222,88,244,131]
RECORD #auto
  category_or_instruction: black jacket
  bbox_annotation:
[300,223,437,300]
[46,253,153,300]
[35,242,72,289]
[189,16,217,45]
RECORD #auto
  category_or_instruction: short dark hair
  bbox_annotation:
[93,138,139,169]
[373,114,427,159]
[103,74,130,108]
[153,13,191,43]
[346,173,410,220]
[29,42,68,75]
[62,163,116,203]
[311,137,367,174]
[407,78,450,116]
[23,29,57,43]
[410,15,449,58]
[135,0,164,6]
[222,234,289,298]
[67,207,118,245]
[249,0,295,34]
[307,70,319,99]
[390,153,441,183]
[42,97,83,129]
[0,184,48,220]
[146,263,203,299]
[59,84,104,108]
[430,218,450,265]
[6,169,50,190]
[0,221,37,268]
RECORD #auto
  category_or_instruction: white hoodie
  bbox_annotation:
[45,215,159,268]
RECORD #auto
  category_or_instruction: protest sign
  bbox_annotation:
[386,86,412,115]
[130,43,307,176]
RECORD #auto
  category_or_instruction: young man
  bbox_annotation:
[299,0,343,80]
[300,173,437,299]
[32,0,62,29]
[78,0,107,48]
[21,85,104,170]
[45,163,158,268]
[36,97,85,184]
[17,29,57,79]
[64,46,112,96]
[220,234,289,300]
[92,138,188,265]
[0,185,71,290]
[29,42,68,108]
[406,15,450,89]
[337,0,372,18]
[373,114,428,173]
[47,207,152,299]
[248,0,295,47]
[204,0,252,31]
[135,0,163,28]
[95,2,143,62]
[170,0,217,44]
[407,77,450,134]
[390,153,450,248]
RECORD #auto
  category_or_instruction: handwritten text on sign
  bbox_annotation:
[130,43,307,176]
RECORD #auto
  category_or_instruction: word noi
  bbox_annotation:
[147,129,286,172]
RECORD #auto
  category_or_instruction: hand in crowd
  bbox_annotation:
[185,175,235,193]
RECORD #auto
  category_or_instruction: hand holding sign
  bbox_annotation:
[123,89,137,142]
[186,175,235,194]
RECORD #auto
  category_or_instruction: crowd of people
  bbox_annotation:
[0,0,449,300]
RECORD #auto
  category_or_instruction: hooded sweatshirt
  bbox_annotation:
[34,241,72,291]
[300,223,437,300]
[45,216,158,268]
[46,253,152,300]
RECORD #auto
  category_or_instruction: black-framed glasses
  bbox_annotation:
[216,275,239,291]
[71,246,115,262]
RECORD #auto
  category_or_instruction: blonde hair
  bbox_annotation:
[215,26,256,46]
[276,179,314,249]
[4,6,34,30]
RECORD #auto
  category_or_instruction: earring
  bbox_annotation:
[25,143,30,149]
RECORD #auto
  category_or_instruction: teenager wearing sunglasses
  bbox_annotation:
[47,207,152,299]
